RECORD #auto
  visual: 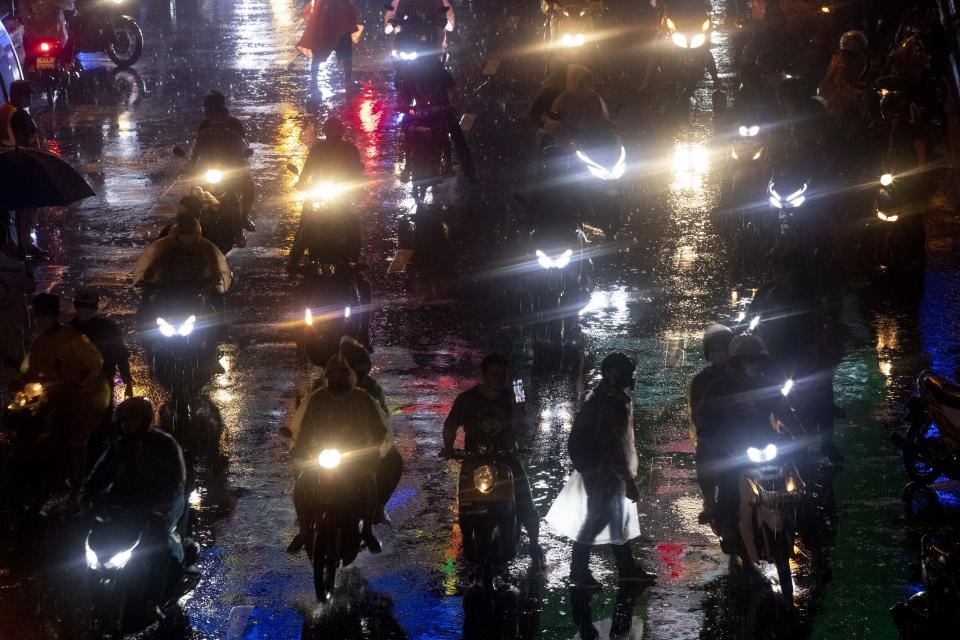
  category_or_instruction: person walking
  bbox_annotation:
[298,0,364,90]
[547,350,656,588]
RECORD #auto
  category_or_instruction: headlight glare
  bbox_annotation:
[156,318,176,338]
[671,32,688,48]
[319,449,342,469]
[473,465,495,494]
[204,169,223,184]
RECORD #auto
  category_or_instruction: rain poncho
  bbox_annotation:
[19,0,75,41]
[549,65,609,137]
[546,383,641,545]
[297,0,361,59]
[131,224,231,294]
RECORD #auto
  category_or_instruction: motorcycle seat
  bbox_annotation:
[921,371,960,409]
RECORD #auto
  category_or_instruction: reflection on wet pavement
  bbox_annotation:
[2,0,960,639]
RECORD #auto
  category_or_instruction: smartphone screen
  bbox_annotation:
[513,379,526,404]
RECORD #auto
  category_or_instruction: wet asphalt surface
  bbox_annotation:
[3,0,960,638]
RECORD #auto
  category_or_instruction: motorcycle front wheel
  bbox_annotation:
[107,16,143,67]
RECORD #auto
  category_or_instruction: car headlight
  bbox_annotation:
[473,465,495,493]
[535,248,573,269]
[781,379,794,396]
[877,210,899,222]
[671,32,688,48]
[880,173,894,186]
[204,169,223,184]
[746,443,778,463]
[318,449,342,469]
[690,33,706,48]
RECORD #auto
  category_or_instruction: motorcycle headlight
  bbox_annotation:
[748,315,760,331]
[665,17,676,31]
[473,465,495,494]
[398,50,418,61]
[785,475,798,493]
[385,24,395,35]
[304,308,313,326]
[690,33,706,48]
[576,146,626,181]
[880,173,894,186]
[671,32,688,48]
[752,147,763,160]
[85,535,99,569]
[204,169,223,185]
[738,125,760,137]
[781,379,794,396]
[105,537,140,570]
[535,248,573,269]
[344,306,352,319]
[156,317,176,338]
[318,449,342,469]
[877,211,899,222]
[178,315,196,337]
[746,443,778,463]
[701,19,712,32]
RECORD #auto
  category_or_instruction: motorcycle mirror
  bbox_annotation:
[243,148,254,158]
[286,163,300,176]
[172,147,186,158]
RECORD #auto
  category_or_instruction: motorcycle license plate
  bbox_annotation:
[36,57,57,70]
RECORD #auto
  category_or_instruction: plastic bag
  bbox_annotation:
[544,471,641,545]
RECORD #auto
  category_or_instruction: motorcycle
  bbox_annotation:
[173,145,253,256]
[892,371,960,485]
[67,0,143,68]
[295,260,366,367]
[710,438,807,606]
[452,446,521,590]
[0,381,58,512]
[297,446,367,601]
[723,114,771,207]
[21,33,73,104]
[655,5,716,109]
[138,282,220,403]
[386,8,447,84]
[400,102,448,202]
[569,125,627,232]
[542,1,602,59]
[84,506,197,637]
[891,536,960,638]
[863,168,925,276]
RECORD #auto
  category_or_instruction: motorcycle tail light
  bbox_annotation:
[40,42,52,53]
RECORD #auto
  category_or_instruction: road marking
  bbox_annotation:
[388,249,414,273]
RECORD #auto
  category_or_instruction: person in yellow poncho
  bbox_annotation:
[21,293,111,491]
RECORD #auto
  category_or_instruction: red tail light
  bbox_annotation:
[39,42,52,53]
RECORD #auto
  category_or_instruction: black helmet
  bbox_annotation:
[114,397,154,431]
[880,90,911,119]
[601,350,638,388]
[203,89,227,113]
[703,324,733,359]
[730,335,768,360]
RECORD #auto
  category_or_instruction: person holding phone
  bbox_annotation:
[441,353,544,567]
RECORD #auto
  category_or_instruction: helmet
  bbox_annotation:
[880,90,911,119]
[114,397,154,431]
[703,324,733,358]
[203,89,227,113]
[323,117,346,140]
[730,335,768,360]
[601,350,638,387]
[839,31,868,55]
[339,336,372,377]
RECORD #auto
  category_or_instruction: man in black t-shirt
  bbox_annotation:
[442,353,543,566]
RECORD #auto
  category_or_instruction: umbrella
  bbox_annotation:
[0,147,96,210]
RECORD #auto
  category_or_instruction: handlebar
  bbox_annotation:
[445,447,530,460]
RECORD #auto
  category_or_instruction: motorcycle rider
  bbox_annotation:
[547,65,609,141]
[567,350,656,587]
[639,0,720,94]
[688,324,733,525]
[442,353,545,567]
[340,336,402,523]
[699,335,797,547]
[289,353,388,555]
[21,292,111,491]
[191,90,257,233]
[384,0,453,50]
[81,397,193,589]
[397,53,477,182]
[70,287,135,401]
[0,79,46,256]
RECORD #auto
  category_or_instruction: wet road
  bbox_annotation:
[2,1,960,638]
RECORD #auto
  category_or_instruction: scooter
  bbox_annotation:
[138,282,220,404]
[84,506,198,637]
[21,33,73,104]
[173,145,253,256]
[294,259,366,367]
[710,437,807,606]
[891,536,960,638]
[297,445,367,601]
[453,446,521,590]
[892,371,960,485]
[542,1,603,62]
[569,125,627,232]
[656,5,716,109]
